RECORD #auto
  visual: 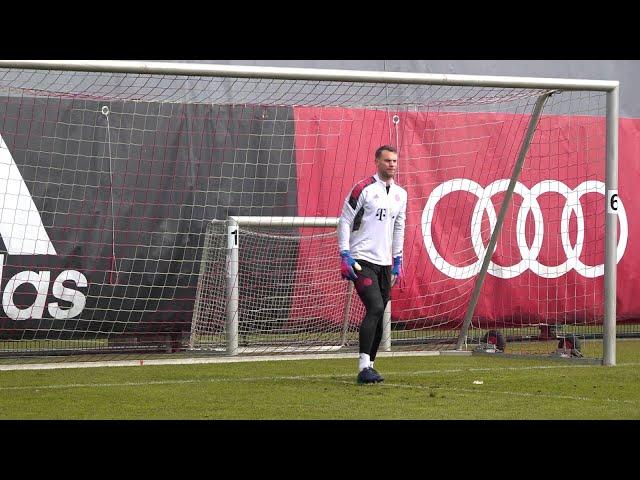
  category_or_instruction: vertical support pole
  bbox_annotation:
[340,282,354,346]
[456,92,552,350]
[226,216,240,355]
[382,300,392,352]
[189,221,216,349]
[604,87,619,366]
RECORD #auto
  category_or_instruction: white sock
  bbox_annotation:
[359,353,370,372]
[370,361,374,370]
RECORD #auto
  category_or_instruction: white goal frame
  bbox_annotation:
[189,216,392,356]
[0,60,619,365]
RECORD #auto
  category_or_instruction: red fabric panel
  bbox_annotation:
[292,107,639,328]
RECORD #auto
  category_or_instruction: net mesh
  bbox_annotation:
[0,65,619,361]
[190,222,365,352]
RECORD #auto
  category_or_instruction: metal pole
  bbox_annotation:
[188,221,218,349]
[232,216,338,227]
[603,87,619,366]
[456,92,552,350]
[226,217,240,355]
[340,282,354,346]
[382,301,392,352]
[0,60,619,92]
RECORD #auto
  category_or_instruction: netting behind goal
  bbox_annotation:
[0,63,621,362]
[190,220,365,353]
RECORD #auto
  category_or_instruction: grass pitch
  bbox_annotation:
[1,341,639,419]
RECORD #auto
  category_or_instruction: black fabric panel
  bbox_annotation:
[352,207,365,232]
[0,96,298,337]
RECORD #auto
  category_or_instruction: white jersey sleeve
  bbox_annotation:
[392,196,407,258]
[337,180,368,253]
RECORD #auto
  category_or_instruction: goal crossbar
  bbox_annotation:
[0,60,620,91]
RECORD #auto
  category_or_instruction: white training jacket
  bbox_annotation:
[338,173,407,266]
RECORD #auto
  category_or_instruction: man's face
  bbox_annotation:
[376,150,398,180]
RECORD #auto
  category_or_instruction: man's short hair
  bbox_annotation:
[375,145,398,159]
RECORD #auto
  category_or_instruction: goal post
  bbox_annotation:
[604,87,619,366]
[0,60,621,365]
[188,216,392,355]
[455,92,553,350]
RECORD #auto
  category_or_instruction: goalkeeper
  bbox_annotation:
[338,145,407,384]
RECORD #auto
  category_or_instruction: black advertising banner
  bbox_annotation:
[0,96,298,338]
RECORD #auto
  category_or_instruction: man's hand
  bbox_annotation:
[340,250,361,281]
[391,255,405,288]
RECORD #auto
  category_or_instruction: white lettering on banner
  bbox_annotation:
[422,179,628,280]
[48,269,88,320]
[0,133,57,255]
[0,255,88,320]
[0,133,88,320]
[3,270,50,320]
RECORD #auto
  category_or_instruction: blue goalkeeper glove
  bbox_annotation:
[391,255,404,287]
[340,250,361,281]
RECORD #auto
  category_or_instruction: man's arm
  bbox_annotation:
[337,193,355,254]
[391,197,407,286]
[392,196,407,259]
[338,189,363,280]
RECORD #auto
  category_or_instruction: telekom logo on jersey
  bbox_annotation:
[0,133,87,320]
[422,178,629,280]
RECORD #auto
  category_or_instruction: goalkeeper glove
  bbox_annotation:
[340,250,361,281]
[391,255,405,287]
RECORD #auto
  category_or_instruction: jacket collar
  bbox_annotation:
[373,173,395,186]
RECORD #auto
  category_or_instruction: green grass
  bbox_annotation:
[1,341,639,420]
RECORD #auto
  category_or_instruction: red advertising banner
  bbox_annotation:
[293,107,638,328]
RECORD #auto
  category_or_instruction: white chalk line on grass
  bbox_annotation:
[5,337,640,373]
[0,351,611,374]
[2,362,640,400]
[335,380,639,405]
[0,350,451,372]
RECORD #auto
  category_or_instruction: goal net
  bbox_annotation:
[0,61,620,363]
[189,217,366,354]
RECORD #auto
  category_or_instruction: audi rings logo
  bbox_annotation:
[422,179,628,280]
